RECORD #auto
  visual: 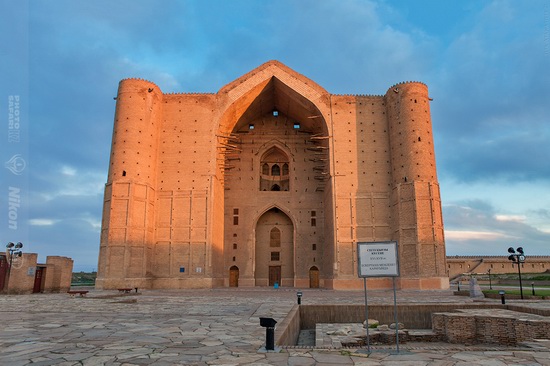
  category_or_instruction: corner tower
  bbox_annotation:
[385,82,447,289]
[96,79,162,289]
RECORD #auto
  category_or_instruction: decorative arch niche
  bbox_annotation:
[260,146,289,191]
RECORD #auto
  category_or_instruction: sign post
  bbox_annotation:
[357,241,400,353]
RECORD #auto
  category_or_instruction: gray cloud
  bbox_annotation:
[432,0,550,183]
[443,201,550,255]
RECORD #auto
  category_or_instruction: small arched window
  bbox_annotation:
[262,163,269,175]
[271,164,280,176]
[271,184,280,191]
[270,227,281,247]
[282,163,289,176]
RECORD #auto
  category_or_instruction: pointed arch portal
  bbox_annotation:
[255,208,294,287]
[218,61,333,289]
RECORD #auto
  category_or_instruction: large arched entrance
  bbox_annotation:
[255,208,294,287]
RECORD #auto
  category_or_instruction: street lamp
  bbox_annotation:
[487,268,492,290]
[5,242,23,293]
[507,246,525,300]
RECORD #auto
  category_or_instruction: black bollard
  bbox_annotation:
[499,290,506,304]
[265,326,274,350]
[297,291,302,305]
[259,317,277,351]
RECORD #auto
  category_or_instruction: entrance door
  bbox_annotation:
[229,266,239,287]
[269,266,281,286]
[0,255,7,291]
[309,266,319,288]
[33,267,44,293]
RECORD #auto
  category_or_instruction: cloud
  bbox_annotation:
[444,200,550,255]
[495,215,527,223]
[61,165,76,177]
[264,0,437,94]
[29,165,105,202]
[29,218,58,226]
[445,230,514,241]
[432,0,550,184]
[28,217,101,271]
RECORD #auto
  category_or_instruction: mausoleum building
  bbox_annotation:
[97,61,448,290]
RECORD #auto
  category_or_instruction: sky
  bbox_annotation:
[1,0,549,272]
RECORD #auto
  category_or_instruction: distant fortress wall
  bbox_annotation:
[447,255,550,279]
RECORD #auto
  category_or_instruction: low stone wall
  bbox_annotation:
[432,309,550,345]
[275,304,301,346]
[277,304,550,346]
[298,304,505,330]
[316,323,445,348]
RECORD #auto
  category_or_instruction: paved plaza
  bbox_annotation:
[0,288,549,365]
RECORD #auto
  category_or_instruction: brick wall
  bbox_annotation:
[432,309,550,345]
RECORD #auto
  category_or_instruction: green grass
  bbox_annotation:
[486,284,550,288]
[475,274,549,279]
[528,275,550,281]
[483,289,550,297]
[71,271,97,286]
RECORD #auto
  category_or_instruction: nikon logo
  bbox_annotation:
[8,186,20,230]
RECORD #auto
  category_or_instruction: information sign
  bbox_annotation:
[357,241,399,277]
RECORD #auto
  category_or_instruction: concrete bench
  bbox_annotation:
[67,290,89,297]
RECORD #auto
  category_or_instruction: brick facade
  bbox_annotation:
[97,60,448,290]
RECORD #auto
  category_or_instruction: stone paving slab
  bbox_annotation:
[0,288,548,365]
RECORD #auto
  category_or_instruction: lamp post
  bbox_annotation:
[507,246,525,300]
[5,242,23,293]
[487,268,492,290]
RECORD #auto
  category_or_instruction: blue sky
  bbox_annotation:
[1,0,549,271]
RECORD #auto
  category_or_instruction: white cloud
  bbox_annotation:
[445,230,514,241]
[39,167,105,200]
[83,217,102,231]
[29,219,58,226]
[495,215,526,222]
[61,165,76,176]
